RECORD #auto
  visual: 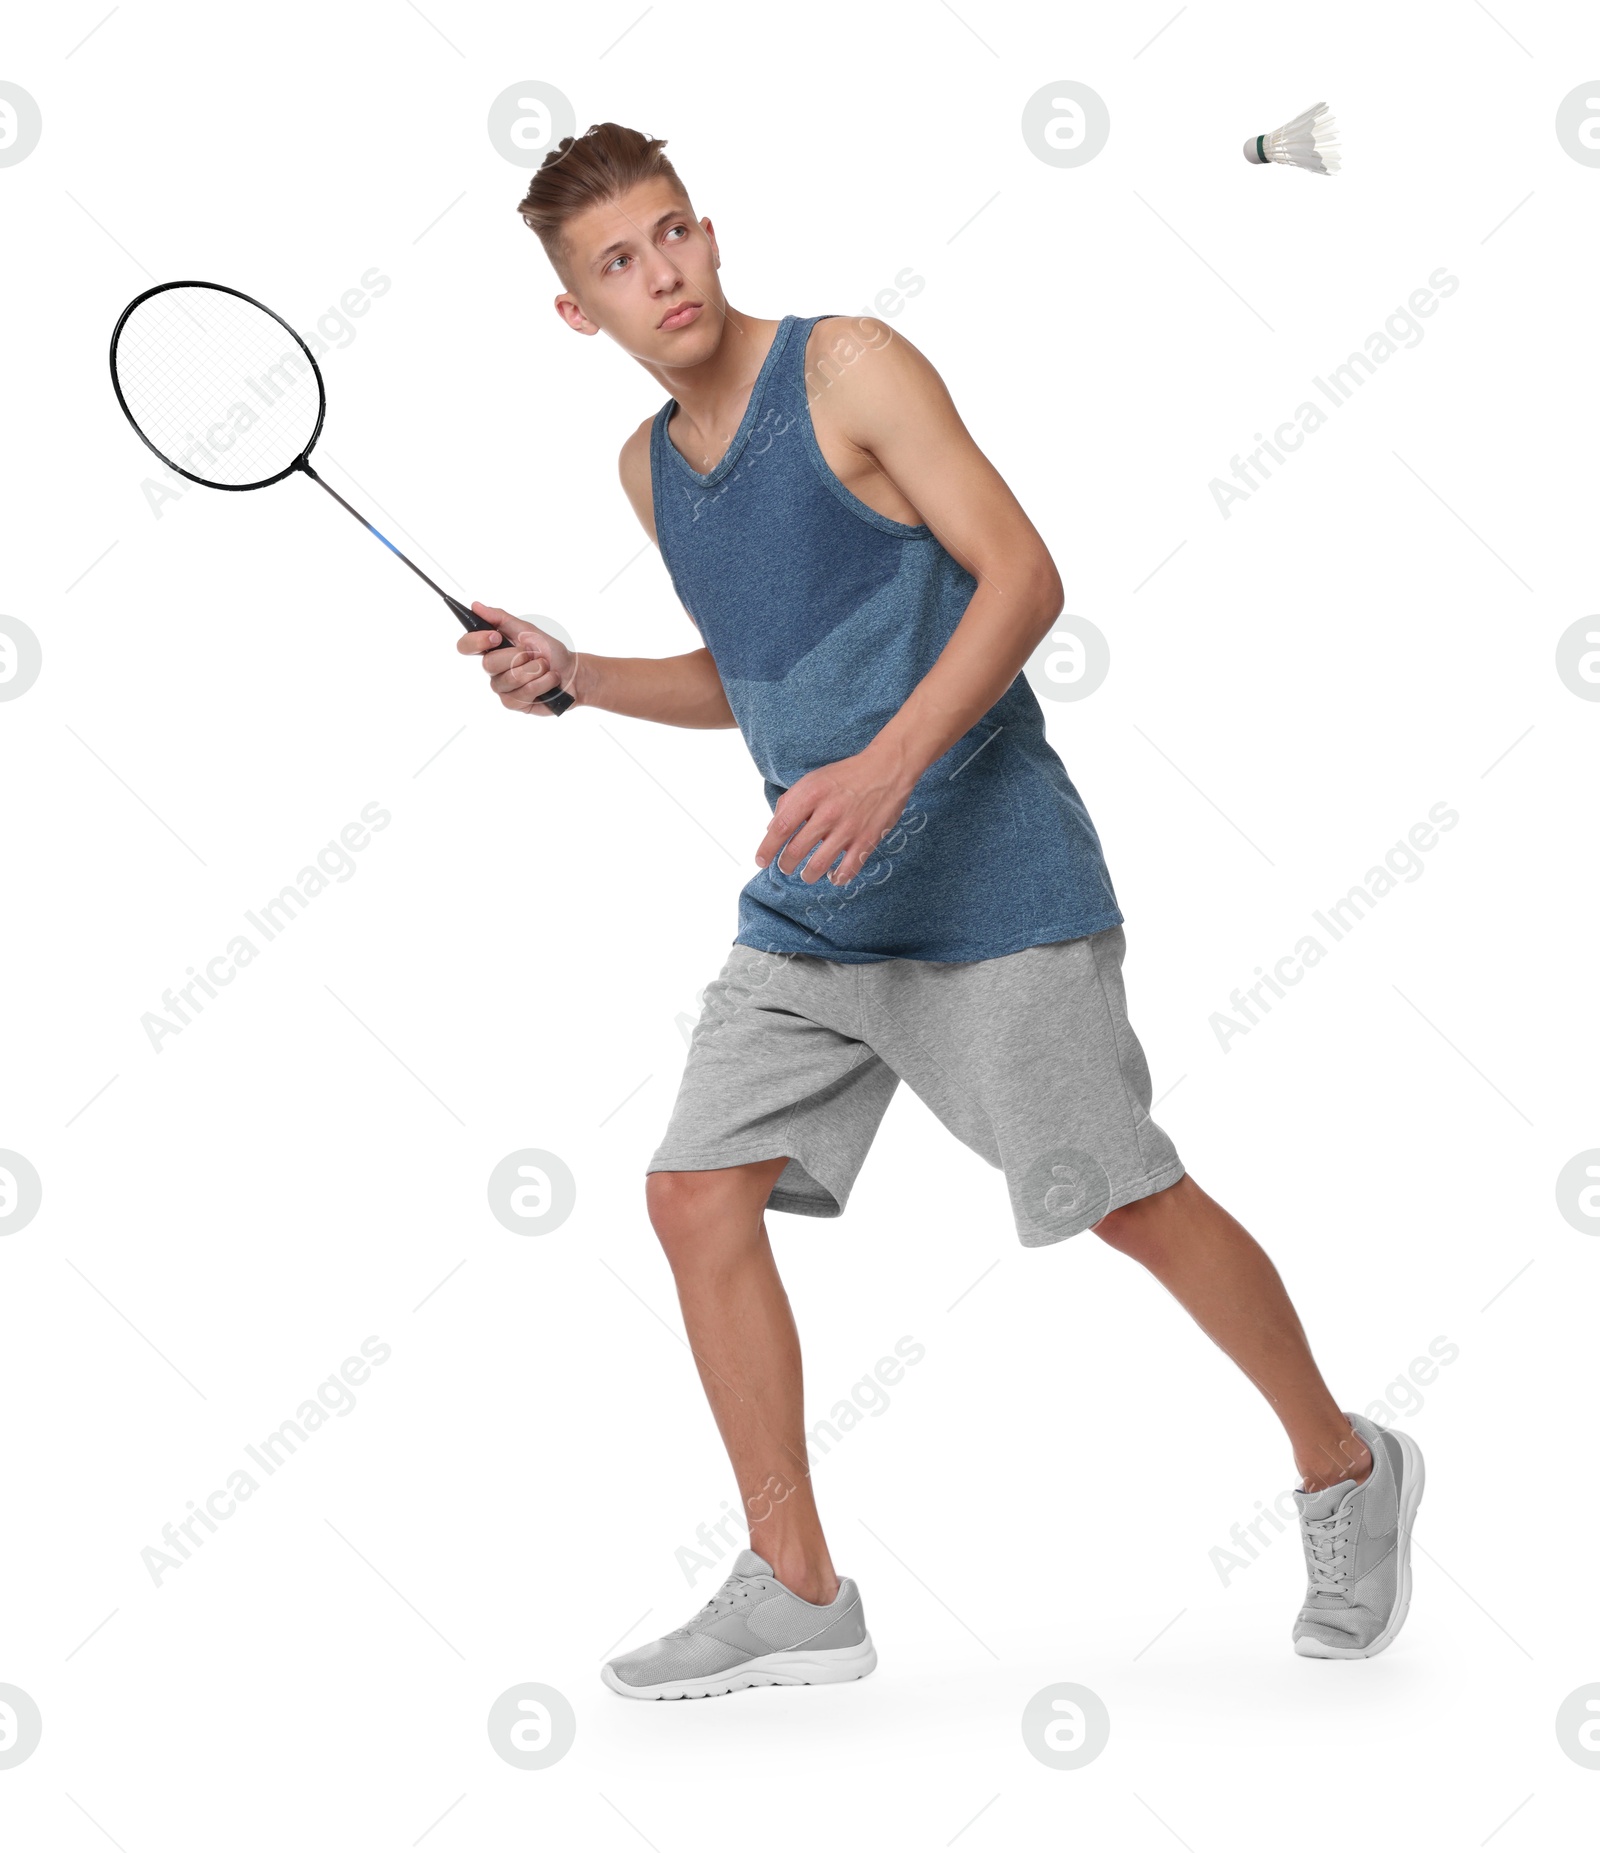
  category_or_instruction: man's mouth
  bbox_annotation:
[658,301,703,331]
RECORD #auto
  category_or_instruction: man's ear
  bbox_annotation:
[555,294,600,336]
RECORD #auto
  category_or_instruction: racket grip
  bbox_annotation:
[448,596,574,715]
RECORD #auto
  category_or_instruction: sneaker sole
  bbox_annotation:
[1294,1428,1426,1660]
[601,1634,877,1700]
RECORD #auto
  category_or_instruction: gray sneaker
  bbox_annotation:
[1291,1411,1425,1659]
[601,1549,877,1700]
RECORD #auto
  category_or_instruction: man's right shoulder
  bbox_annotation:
[618,412,657,541]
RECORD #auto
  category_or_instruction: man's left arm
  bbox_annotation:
[755,320,1064,886]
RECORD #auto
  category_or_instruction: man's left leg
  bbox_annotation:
[1091,1172,1368,1491]
[860,927,1423,1657]
[1092,1170,1427,1659]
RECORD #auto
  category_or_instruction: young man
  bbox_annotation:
[461,123,1425,1700]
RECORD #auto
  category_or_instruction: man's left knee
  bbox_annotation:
[1092,1174,1187,1243]
[1091,1201,1141,1242]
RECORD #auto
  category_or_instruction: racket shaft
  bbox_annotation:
[299,461,572,714]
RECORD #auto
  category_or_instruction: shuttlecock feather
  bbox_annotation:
[1243,102,1340,175]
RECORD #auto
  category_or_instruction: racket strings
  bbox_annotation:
[112,287,322,487]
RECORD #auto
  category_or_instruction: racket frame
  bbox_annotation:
[110,280,327,491]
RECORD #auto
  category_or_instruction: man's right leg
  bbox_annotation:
[646,1157,841,1607]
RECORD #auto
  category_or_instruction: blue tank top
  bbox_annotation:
[649,313,1123,963]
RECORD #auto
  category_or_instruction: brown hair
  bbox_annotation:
[516,122,688,281]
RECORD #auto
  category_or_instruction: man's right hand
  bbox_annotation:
[457,602,579,714]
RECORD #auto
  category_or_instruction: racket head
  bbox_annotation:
[109,281,327,491]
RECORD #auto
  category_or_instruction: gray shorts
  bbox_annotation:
[646,925,1186,1247]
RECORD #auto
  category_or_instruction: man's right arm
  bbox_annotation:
[576,417,734,727]
[456,416,735,730]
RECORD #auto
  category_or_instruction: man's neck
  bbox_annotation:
[649,304,782,436]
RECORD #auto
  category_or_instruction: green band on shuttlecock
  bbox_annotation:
[1256,134,1266,162]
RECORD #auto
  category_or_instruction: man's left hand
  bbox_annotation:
[755,750,918,886]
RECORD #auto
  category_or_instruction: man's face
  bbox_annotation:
[554,175,725,365]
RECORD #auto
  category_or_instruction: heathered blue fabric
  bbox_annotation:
[649,313,1124,963]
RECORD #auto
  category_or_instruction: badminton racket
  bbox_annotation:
[108,279,572,714]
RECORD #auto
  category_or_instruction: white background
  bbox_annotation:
[1,0,1596,1843]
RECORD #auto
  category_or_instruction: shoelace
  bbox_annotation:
[667,1573,765,1638]
[1303,1499,1357,1595]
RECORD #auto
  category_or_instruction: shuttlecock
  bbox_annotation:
[1243,101,1340,174]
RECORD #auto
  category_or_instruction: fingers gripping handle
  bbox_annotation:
[448,596,575,715]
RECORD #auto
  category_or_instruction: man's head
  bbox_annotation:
[517,122,725,364]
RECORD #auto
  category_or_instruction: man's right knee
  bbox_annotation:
[645,1157,788,1252]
